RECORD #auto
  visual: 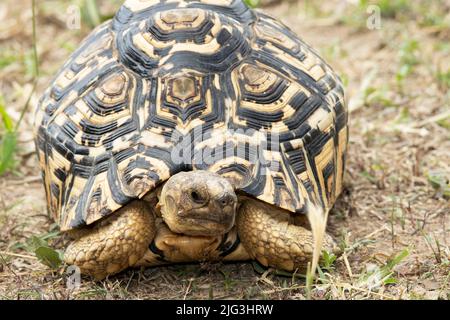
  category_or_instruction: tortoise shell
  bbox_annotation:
[34,0,348,231]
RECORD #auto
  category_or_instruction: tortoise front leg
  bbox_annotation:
[236,199,336,272]
[64,200,156,280]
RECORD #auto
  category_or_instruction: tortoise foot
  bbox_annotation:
[236,199,336,272]
[64,200,156,280]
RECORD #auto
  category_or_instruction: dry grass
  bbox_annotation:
[0,0,449,300]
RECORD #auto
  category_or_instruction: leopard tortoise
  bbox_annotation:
[34,0,348,279]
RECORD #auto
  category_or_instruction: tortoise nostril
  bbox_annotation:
[217,194,235,207]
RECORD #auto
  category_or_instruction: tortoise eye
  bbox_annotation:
[190,190,207,204]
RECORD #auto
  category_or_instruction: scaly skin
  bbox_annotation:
[64,200,156,280]
[63,171,240,279]
[236,199,336,272]
[64,171,337,279]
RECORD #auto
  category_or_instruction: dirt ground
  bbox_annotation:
[0,0,449,300]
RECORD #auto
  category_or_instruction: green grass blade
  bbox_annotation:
[31,0,39,77]
[244,0,260,8]
[84,0,102,27]
[0,131,17,175]
[14,0,39,132]
[0,96,14,132]
[382,248,409,274]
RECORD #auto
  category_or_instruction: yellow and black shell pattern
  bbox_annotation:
[34,0,348,231]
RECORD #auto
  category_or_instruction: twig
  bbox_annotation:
[332,281,396,299]
[0,251,37,260]
[413,110,450,128]
[262,285,305,295]
[8,176,42,185]
[183,278,193,300]
[365,225,390,239]
[343,253,354,278]
[0,252,19,279]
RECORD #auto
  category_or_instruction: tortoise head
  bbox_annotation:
[159,171,237,236]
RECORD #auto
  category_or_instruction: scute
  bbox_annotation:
[34,0,347,231]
